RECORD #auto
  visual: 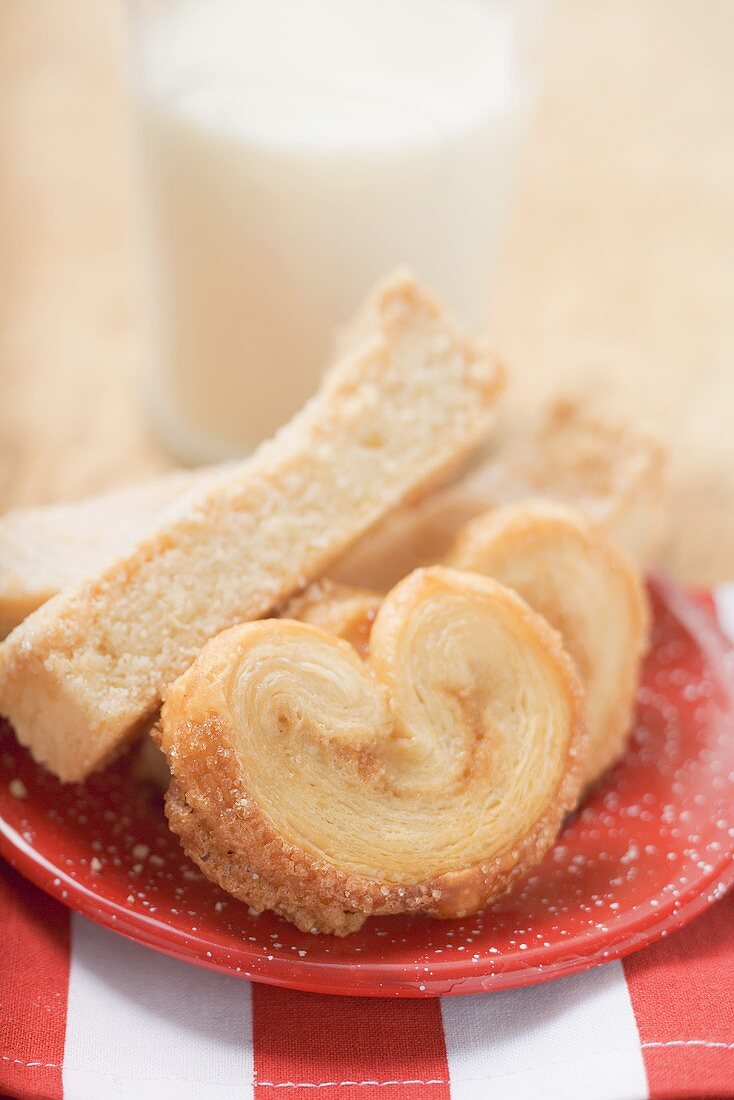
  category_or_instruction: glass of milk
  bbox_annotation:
[131,0,546,462]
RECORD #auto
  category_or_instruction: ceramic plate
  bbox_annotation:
[1,578,733,997]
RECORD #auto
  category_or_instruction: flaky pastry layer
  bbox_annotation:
[160,566,584,935]
[448,501,650,785]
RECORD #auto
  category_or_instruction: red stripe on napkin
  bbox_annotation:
[252,984,450,1099]
[0,864,70,1100]
[624,888,734,1098]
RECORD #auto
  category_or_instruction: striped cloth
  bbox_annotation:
[2,585,734,1100]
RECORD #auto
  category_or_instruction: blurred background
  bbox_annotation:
[0,0,732,581]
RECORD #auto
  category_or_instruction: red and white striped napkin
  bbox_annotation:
[2,584,734,1100]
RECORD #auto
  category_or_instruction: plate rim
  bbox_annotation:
[2,808,733,998]
[1,575,733,997]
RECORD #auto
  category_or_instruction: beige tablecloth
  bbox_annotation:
[1,0,732,582]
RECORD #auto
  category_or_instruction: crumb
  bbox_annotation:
[9,778,27,800]
[131,843,150,860]
[90,857,103,873]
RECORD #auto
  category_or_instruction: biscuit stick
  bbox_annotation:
[0,272,504,781]
[0,400,667,639]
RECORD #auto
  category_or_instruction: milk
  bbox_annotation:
[135,0,533,461]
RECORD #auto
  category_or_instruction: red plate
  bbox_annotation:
[1,577,733,997]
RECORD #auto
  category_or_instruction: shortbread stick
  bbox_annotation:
[0,271,504,781]
[0,399,667,639]
[332,398,669,590]
[0,468,219,639]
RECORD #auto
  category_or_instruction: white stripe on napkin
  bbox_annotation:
[440,961,648,1100]
[714,583,734,643]
[62,914,254,1100]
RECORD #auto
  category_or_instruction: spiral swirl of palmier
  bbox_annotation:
[161,566,584,935]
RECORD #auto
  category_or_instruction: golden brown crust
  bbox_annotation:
[160,566,585,935]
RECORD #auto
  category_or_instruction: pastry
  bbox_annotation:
[299,500,648,787]
[280,579,381,659]
[333,398,668,590]
[131,578,382,793]
[0,468,219,640]
[0,400,666,640]
[115,497,651,800]
[0,271,504,782]
[160,566,585,935]
[505,399,669,566]
[448,500,649,785]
